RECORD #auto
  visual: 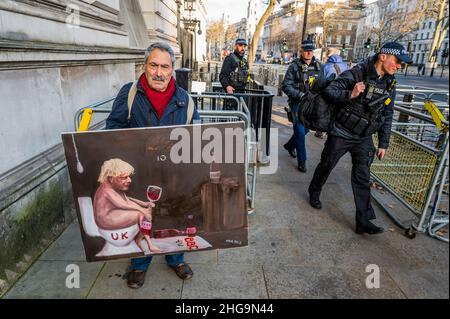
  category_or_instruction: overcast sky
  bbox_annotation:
[205,0,378,24]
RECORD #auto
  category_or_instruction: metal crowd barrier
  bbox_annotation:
[209,85,275,159]
[74,94,259,214]
[371,96,449,241]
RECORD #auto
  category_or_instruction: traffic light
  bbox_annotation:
[364,38,371,49]
[341,43,347,52]
[282,38,288,51]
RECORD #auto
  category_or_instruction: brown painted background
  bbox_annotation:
[62,122,248,262]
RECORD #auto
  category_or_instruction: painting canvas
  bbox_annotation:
[61,122,248,262]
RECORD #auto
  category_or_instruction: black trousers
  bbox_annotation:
[308,134,377,224]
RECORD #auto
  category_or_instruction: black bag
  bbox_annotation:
[297,66,364,132]
[297,90,335,132]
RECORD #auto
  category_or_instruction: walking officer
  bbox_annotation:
[308,42,412,235]
[282,39,327,172]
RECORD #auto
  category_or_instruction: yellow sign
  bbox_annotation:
[424,99,448,133]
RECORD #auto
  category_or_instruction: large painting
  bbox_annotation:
[62,122,248,262]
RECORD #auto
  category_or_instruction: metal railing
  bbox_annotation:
[371,90,449,241]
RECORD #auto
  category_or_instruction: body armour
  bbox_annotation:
[229,53,249,90]
[336,70,396,137]
[296,59,322,90]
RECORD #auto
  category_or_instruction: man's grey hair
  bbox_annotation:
[144,42,176,68]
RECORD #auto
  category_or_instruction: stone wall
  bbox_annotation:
[0,0,147,296]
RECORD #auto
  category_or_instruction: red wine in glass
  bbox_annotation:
[146,185,162,203]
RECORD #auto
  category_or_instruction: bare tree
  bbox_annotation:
[371,0,442,50]
[248,0,278,65]
[206,18,226,61]
[429,0,449,63]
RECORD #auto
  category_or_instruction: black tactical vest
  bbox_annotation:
[336,68,395,137]
[295,59,322,93]
[230,53,249,89]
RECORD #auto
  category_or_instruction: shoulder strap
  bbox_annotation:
[350,65,364,83]
[127,80,139,121]
[333,63,342,75]
[186,96,195,124]
[294,58,303,71]
[230,53,240,66]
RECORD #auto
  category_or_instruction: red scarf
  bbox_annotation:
[139,73,176,119]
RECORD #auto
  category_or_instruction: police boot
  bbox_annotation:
[308,190,322,210]
[355,221,384,235]
[298,161,307,173]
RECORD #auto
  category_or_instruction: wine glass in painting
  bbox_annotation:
[146,185,162,203]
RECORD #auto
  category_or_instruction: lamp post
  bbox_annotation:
[181,0,202,70]
[301,0,310,41]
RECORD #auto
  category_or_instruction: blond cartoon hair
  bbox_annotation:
[98,158,135,183]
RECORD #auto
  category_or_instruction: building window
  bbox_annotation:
[419,44,422,50]
[327,36,332,44]
[415,34,418,40]
[338,23,343,30]
[426,32,430,39]
[336,35,342,44]
[347,23,353,31]
[428,21,432,29]
[413,44,416,51]
[345,35,351,44]
[421,33,424,39]
[422,22,426,29]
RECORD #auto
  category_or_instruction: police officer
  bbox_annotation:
[282,39,327,172]
[219,38,250,94]
[308,42,412,235]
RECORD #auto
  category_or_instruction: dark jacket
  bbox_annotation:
[281,57,328,107]
[106,79,200,129]
[219,51,249,91]
[322,55,396,149]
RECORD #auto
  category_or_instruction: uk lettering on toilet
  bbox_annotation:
[62,122,248,262]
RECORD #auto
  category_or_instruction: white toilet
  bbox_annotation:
[78,197,142,257]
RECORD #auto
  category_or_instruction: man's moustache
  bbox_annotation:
[152,76,166,81]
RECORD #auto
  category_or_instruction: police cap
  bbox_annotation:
[301,40,315,51]
[379,42,413,64]
[235,38,248,46]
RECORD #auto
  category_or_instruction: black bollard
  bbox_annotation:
[277,74,284,96]
[175,68,191,92]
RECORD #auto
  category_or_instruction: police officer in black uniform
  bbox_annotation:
[219,38,249,94]
[308,42,412,235]
[282,40,327,172]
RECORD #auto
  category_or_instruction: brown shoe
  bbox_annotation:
[172,263,193,280]
[127,270,146,289]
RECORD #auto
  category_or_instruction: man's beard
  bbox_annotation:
[235,49,245,57]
